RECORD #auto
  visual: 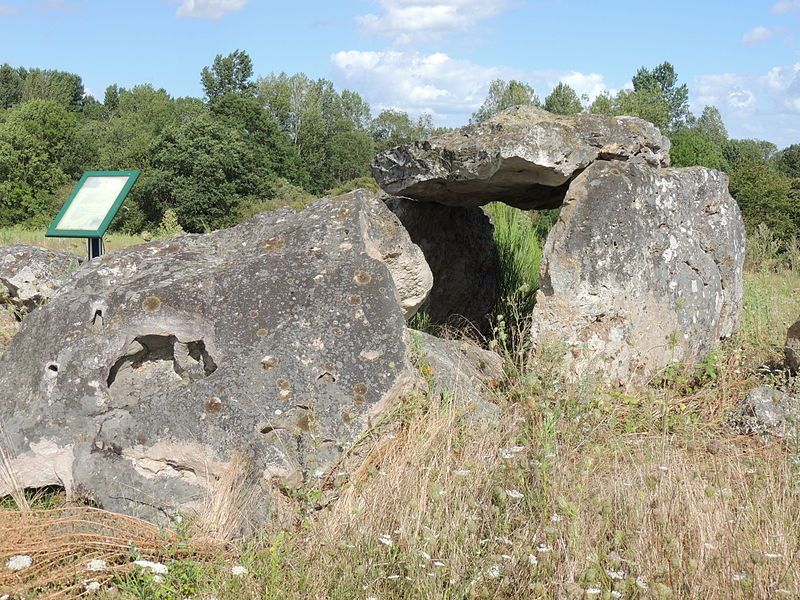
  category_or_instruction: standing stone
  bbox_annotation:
[786,318,800,372]
[0,190,433,526]
[372,105,670,210]
[383,195,497,328]
[1,245,82,313]
[531,161,745,386]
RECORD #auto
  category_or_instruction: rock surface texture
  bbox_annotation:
[735,387,799,439]
[372,106,670,209]
[786,318,800,373]
[383,195,497,327]
[0,245,82,313]
[0,190,439,525]
[531,161,745,386]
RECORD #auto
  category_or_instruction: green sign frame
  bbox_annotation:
[46,170,140,238]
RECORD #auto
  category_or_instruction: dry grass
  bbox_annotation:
[0,507,222,598]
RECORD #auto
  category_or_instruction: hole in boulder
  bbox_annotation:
[106,334,217,392]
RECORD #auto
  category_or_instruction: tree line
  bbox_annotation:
[0,53,797,244]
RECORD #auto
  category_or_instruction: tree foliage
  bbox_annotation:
[471,79,540,124]
[544,83,582,116]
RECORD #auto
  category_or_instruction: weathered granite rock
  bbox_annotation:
[735,387,799,439]
[372,105,670,209]
[786,318,800,372]
[531,161,745,386]
[0,190,434,526]
[0,245,82,313]
[410,330,502,418]
[383,195,497,328]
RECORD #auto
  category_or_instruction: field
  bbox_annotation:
[0,226,799,599]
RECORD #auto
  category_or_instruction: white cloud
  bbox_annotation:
[356,0,511,43]
[173,0,247,20]
[331,50,514,122]
[693,65,800,147]
[742,25,776,45]
[763,63,800,111]
[693,73,757,114]
[773,0,800,14]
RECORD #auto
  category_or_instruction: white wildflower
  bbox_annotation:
[505,489,524,499]
[732,571,748,582]
[501,554,513,561]
[536,544,552,553]
[133,560,168,574]
[153,574,164,584]
[611,592,623,599]
[657,465,668,472]
[6,555,32,571]
[86,559,108,572]
[378,533,393,546]
[84,580,101,592]
[550,513,563,523]
[231,565,248,577]
[417,550,431,560]
[433,561,445,567]
[453,469,471,476]
[544,452,556,459]
[764,552,783,559]
[605,568,625,580]
[527,554,538,566]
[486,564,501,579]
[499,449,514,459]
[585,588,602,597]
[703,542,715,550]
[386,574,401,580]
[635,576,648,590]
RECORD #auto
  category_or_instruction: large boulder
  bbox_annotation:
[383,195,497,328]
[372,106,670,210]
[531,161,745,386]
[0,190,438,525]
[0,245,82,313]
[786,318,800,372]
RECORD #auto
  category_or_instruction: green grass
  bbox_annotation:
[0,226,145,256]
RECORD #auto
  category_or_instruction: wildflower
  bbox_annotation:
[417,550,431,560]
[433,561,445,568]
[6,555,32,571]
[764,552,783,559]
[611,592,623,599]
[585,588,602,597]
[386,574,401,580]
[153,575,164,584]
[84,581,101,593]
[605,568,625,580]
[732,572,748,582]
[453,469,470,476]
[86,559,108,572]
[527,554,538,566]
[505,489,524,499]
[501,554,513,561]
[133,560,168,575]
[231,565,248,577]
[378,533,393,546]
[550,513,563,523]
[635,576,648,590]
[536,544,552,553]
[486,565,501,579]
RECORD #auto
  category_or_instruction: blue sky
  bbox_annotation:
[1,0,799,147]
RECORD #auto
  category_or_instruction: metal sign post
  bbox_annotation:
[46,170,140,260]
